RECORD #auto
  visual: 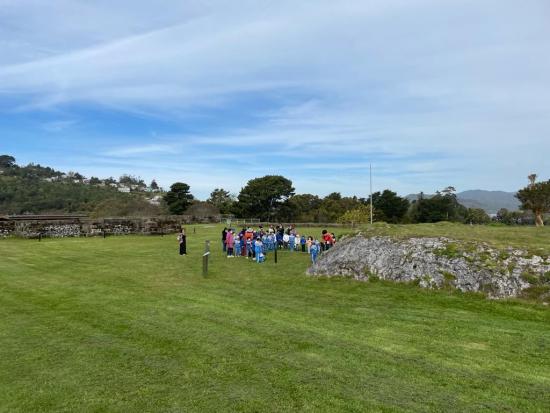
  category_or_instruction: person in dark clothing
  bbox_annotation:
[222,227,228,252]
[178,228,187,255]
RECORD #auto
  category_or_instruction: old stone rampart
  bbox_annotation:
[0,215,208,238]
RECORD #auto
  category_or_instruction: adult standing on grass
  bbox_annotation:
[178,228,187,256]
[222,227,228,252]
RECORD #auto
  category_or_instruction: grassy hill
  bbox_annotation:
[1,224,549,412]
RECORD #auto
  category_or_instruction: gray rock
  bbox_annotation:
[307,235,550,299]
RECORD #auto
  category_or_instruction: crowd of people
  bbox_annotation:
[221,225,337,264]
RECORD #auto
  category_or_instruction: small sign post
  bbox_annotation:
[202,240,210,277]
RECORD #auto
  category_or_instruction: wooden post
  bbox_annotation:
[202,240,210,277]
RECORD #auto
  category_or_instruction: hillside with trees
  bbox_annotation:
[1,154,540,225]
[0,155,165,216]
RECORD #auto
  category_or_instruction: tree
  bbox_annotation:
[0,155,16,169]
[368,190,410,223]
[89,176,102,185]
[496,208,525,225]
[150,179,159,191]
[235,175,294,221]
[164,182,194,215]
[337,204,375,225]
[409,187,467,223]
[285,194,322,222]
[516,178,550,227]
[465,208,490,224]
[119,174,146,190]
[207,188,235,214]
[325,192,342,201]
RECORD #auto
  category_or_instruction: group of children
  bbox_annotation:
[222,225,337,264]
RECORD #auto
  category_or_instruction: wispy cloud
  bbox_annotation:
[41,119,78,132]
[103,143,181,157]
[1,0,549,198]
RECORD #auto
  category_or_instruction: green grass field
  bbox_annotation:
[1,224,549,412]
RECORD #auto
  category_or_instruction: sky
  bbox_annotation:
[0,0,549,199]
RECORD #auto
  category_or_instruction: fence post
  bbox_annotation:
[202,240,210,277]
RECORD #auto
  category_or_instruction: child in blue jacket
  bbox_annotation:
[234,234,241,257]
[310,241,319,264]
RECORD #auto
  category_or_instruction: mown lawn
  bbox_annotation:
[0,224,549,412]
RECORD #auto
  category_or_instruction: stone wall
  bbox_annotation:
[308,235,550,301]
[0,215,206,238]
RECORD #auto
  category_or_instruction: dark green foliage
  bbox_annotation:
[465,208,491,224]
[0,154,16,169]
[119,174,146,190]
[0,155,162,216]
[496,208,526,225]
[316,195,363,223]
[368,190,410,223]
[325,192,342,201]
[409,190,468,223]
[207,188,235,214]
[0,175,144,214]
[164,182,194,215]
[234,175,294,221]
[283,194,322,222]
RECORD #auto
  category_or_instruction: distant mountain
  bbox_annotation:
[405,190,520,214]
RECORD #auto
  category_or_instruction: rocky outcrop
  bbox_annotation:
[307,235,550,300]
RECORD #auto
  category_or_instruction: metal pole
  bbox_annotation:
[202,240,210,277]
[274,245,278,263]
[370,163,373,225]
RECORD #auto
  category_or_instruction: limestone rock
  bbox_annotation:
[307,236,550,299]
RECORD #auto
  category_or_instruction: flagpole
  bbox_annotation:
[370,163,373,225]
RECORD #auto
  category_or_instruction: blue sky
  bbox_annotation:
[1,0,549,199]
